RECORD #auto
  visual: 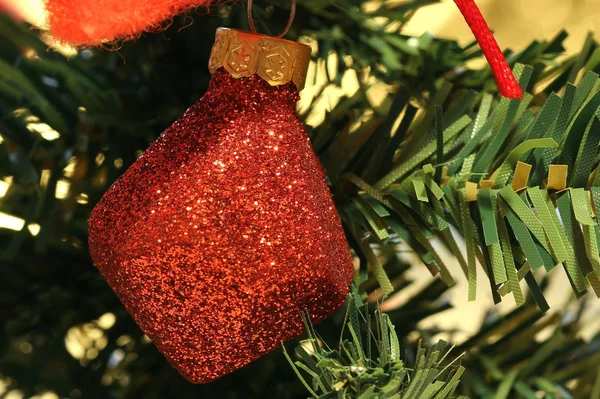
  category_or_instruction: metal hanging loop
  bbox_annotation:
[247,0,296,38]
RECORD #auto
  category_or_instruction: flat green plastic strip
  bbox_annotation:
[497,262,532,297]
[471,65,532,177]
[494,138,558,189]
[571,188,600,275]
[497,211,525,305]
[435,106,444,182]
[526,188,568,263]
[440,228,468,278]
[503,108,535,164]
[444,89,478,127]
[521,189,559,271]
[549,83,577,144]
[532,85,577,184]
[498,186,552,256]
[568,32,595,82]
[523,92,562,141]
[344,173,387,204]
[442,186,462,229]
[572,106,600,187]
[388,188,431,227]
[571,70,598,115]
[571,188,596,226]
[421,381,445,399]
[413,178,429,202]
[478,189,507,284]
[352,197,390,241]
[471,98,521,177]
[589,274,600,299]
[561,90,600,179]
[459,190,477,300]
[356,234,394,296]
[524,272,550,313]
[489,242,507,286]
[447,93,494,175]
[514,92,534,125]
[586,78,600,105]
[387,218,438,274]
[540,190,587,293]
[423,173,445,200]
[390,210,455,286]
[457,153,477,182]
[430,196,450,231]
[585,46,600,74]
[517,262,532,282]
[477,188,499,245]
[419,202,447,231]
[433,366,465,399]
[535,241,558,272]
[594,169,600,188]
[592,188,600,221]
[364,194,390,217]
[406,80,454,155]
[374,114,471,189]
[556,192,599,296]
[414,233,456,287]
[502,200,545,271]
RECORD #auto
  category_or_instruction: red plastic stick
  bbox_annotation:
[454,0,522,99]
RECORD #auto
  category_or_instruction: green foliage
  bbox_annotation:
[1,0,600,398]
[334,35,600,310]
[305,14,600,310]
[286,294,466,398]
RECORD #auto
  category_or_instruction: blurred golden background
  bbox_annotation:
[405,0,600,55]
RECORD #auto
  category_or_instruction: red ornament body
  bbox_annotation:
[88,30,354,383]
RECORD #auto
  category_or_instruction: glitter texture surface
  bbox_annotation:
[88,69,354,383]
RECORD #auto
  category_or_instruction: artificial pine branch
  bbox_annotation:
[1,2,600,398]
[291,283,600,398]
[286,293,466,398]
[322,29,600,312]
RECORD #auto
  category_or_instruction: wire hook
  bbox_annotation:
[247,0,296,38]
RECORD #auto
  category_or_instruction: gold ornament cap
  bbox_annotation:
[208,28,311,91]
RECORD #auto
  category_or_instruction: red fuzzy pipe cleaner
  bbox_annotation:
[44,0,212,46]
[44,0,521,98]
[454,0,522,99]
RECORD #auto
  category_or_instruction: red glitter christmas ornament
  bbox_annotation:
[88,27,355,383]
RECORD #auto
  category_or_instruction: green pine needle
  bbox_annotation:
[285,295,466,398]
